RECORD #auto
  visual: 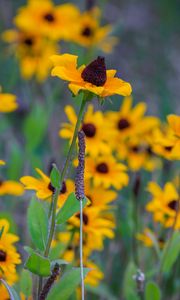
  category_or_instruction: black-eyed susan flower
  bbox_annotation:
[84,260,104,287]
[0,219,21,276]
[20,168,74,208]
[60,104,112,156]
[0,160,5,165]
[116,135,161,172]
[146,182,180,229]
[0,179,24,196]
[106,96,160,144]
[2,29,58,81]
[136,228,164,249]
[14,0,80,41]
[85,179,117,210]
[0,89,18,113]
[85,155,128,189]
[69,207,115,252]
[71,7,118,53]
[152,114,180,160]
[51,54,132,97]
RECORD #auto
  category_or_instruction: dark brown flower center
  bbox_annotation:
[44,13,55,22]
[60,181,67,194]
[82,123,96,137]
[81,26,93,37]
[146,146,154,155]
[81,56,107,86]
[0,179,3,186]
[23,38,34,46]
[96,162,109,173]
[131,146,140,153]
[118,118,130,130]
[48,181,67,194]
[164,146,173,152]
[168,200,178,211]
[0,250,6,262]
[76,213,89,225]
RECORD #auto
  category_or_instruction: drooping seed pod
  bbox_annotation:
[39,263,60,300]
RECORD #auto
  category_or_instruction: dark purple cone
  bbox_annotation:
[81,56,107,86]
[75,131,86,200]
[39,264,60,300]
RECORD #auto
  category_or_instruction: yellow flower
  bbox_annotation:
[71,7,117,53]
[106,96,160,145]
[14,0,80,40]
[85,155,128,189]
[20,168,74,208]
[0,160,5,165]
[3,29,58,81]
[0,180,24,196]
[51,54,132,97]
[84,261,104,287]
[146,182,180,229]
[116,135,161,172]
[0,91,18,113]
[60,105,112,156]
[136,228,164,248]
[152,114,180,160]
[69,207,115,251]
[0,272,18,300]
[85,179,117,208]
[0,219,21,276]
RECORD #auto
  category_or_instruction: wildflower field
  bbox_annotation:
[0,0,180,299]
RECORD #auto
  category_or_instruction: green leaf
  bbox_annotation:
[0,279,20,300]
[47,268,89,300]
[20,270,32,297]
[161,231,180,273]
[86,283,118,300]
[25,252,51,277]
[123,261,139,300]
[145,281,161,300]
[27,197,48,252]
[50,164,61,189]
[56,193,87,224]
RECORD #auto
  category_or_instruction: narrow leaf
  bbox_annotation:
[56,193,87,224]
[20,270,32,297]
[161,231,180,273]
[50,164,61,189]
[27,197,48,252]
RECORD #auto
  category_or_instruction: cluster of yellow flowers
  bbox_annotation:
[0,219,21,299]
[2,0,117,81]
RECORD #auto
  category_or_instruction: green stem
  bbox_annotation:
[37,93,87,298]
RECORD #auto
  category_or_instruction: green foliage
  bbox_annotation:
[47,268,89,300]
[0,279,20,300]
[145,281,161,300]
[56,192,87,224]
[86,283,118,300]
[20,270,32,297]
[161,231,180,273]
[23,103,48,151]
[27,197,48,252]
[123,261,139,300]
[25,252,51,276]
[50,164,61,189]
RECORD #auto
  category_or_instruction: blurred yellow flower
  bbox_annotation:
[3,29,58,81]
[0,91,18,113]
[51,54,132,97]
[84,260,104,287]
[152,114,180,160]
[85,155,128,189]
[60,104,112,156]
[136,228,164,248]
[20,168,74,208]
[14,0,80,41]
[146,182,180,229]
[0,160,5,165]
[0,180,24,196]
[71,7,117,53]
